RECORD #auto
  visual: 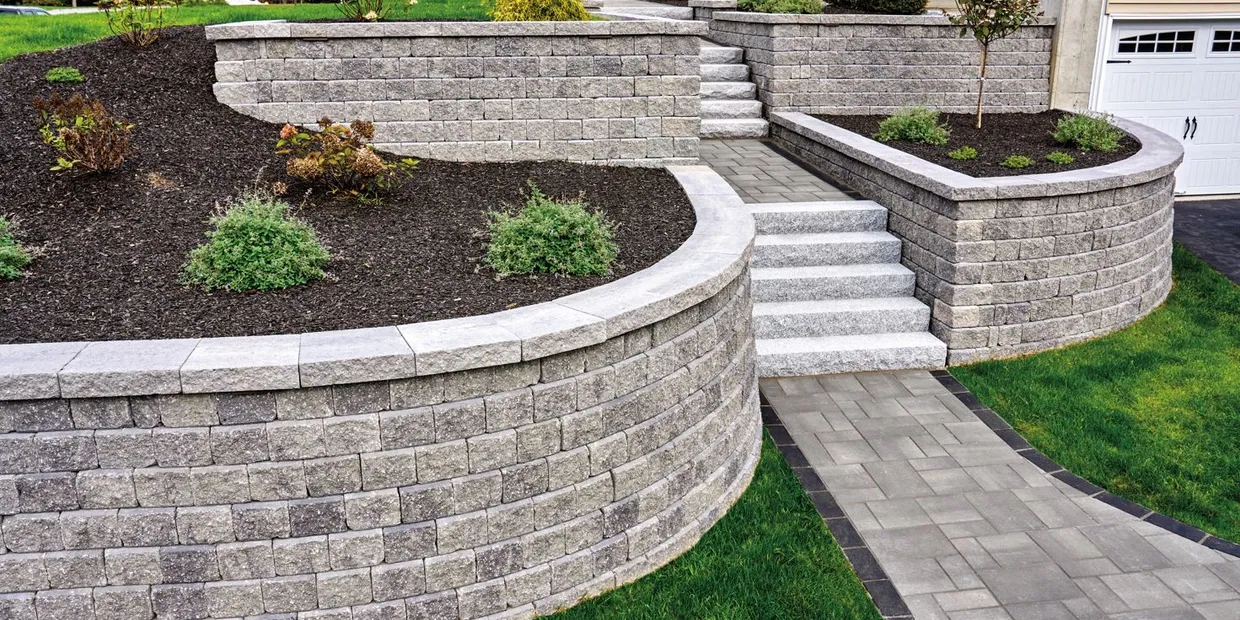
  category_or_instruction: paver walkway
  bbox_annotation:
[1174,199,1240,285]
[761,371,1240,620]
[698,139,855,203]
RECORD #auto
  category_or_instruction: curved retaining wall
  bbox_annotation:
[206,20,706,166]
[0,167,759,619]
[769,112,1182,364]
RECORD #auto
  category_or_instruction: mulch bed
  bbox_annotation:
[820,111,1141,178]
[0,27,695,344]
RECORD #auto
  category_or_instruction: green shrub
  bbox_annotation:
[1052,113,1124,153]
[490,0,590,21]
[948,146,978,160]
[1046,151,1074,165]
[874,106,950,146]
[832,0,926,15]
[45,67,84,84]
[1000,155,1034,169]
[182,194,330,292]
[485,184,618,277]
[738,0,823,14]
[0,218,34,281]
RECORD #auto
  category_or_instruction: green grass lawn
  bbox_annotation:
[0,0,489,62]
[559,434,881,620]
[953,245,1240,540]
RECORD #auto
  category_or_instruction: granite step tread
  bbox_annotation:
[701,99,763,120]
[700,118,768,139]
[749,201,886,233]
[756,331,947,376]
[700,45,744,65]
[754,297,931,339]
[752,231,902,268]
[701,63,749,82]
[700,81,758,100]
[751,263,916,302]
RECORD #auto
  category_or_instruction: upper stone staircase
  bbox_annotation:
[699,41,767,139]
[749,201,947,376]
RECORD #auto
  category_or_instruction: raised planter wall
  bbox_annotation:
[770,112,1181,364]
[206,20,706,166]
[707,13,1053,115]
[0,168,759,619]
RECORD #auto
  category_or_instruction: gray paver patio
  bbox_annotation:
[698,139,855,203]
[762,371,1240,620]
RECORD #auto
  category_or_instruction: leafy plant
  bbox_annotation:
[1000,154,1034,169]
[948,145,978,160]
[35,93,134,172]
[951,0,1043,129]
[1046,151,1074,165]
[874,106,950,146]
[337,0,410,21]
[98,0,180,47]
[485,183,618,277]
[490,0,590,21]
[1052,113,1123,153]
[0,218,34,281]
[45,67,83,84]
[276,118,418,200]
[831,0,926,14]
[738,0,824,14]
[182,194,330,292]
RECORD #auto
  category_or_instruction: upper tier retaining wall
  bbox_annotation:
[0,168,760,620]
[706,12,1054,115]
[769,112,1182,364]
[206,20,707,166]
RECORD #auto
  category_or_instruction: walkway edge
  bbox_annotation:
[930,369,1240,559]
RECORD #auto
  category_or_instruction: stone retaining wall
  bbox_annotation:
[0,168,759,619]
[206,20,706,166]
[707,12,1054,115]
[769,112,1181,364]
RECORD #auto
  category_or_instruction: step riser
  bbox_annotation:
[752,241,902,268]
[701,100,763,120]
[754,307,930,339]
[700,82,757,100]
[602,6,693,18]
[757,343,947,377]
[700,118,768,139]
[753,210,886,234]
[752,274,915,302]
[701,64,750,82]
[700,47,743,64]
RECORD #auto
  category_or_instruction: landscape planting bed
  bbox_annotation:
[822,111,1140,177]
[0,28,695,344]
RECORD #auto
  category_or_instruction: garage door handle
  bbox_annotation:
[1191,117,1198,140]
[1183,117,1191,139]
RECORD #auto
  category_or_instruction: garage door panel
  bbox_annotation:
[1107,72,1155,104]
[1202,70,1240,101]
[1152,72,1194,102]
[1191,114,1238,144]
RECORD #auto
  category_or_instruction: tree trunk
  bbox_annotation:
[975,44,988,130]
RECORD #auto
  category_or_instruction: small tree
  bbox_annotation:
[951,0,1042,129]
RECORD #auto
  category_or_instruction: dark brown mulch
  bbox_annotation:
[0,27,695,344]
[819,111,1141,178]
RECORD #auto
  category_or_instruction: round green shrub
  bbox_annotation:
[1000,155,1035,169]
[490,0,590,21]
[45,67,84,84]
[182,195,330,292]
[1052,113,1123,153]
[738,0,824,14]
[0,218,34,281]
[948,146,978,160]
[832,0,926,15]
[875,106,950,146]
[1046,151,1074,165]
[485,184,618,277]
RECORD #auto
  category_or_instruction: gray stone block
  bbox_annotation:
[344,489,401,530]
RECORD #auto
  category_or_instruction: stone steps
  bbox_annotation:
[754,297,931,339]
[752,230,903,268]
[698,41,766,138]
[756,332,948,377]
[701,100,763,120]
[599,5,693,18]
[748,201,946,376]
[750,200,886,234]
[751,263,916,303]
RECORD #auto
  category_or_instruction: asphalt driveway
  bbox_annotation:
[1174,199,1240,285]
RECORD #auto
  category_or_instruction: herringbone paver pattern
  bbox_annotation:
[698,139,855,203]
[762,371,1240,620]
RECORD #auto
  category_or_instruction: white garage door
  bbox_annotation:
[1099,20,1240,196]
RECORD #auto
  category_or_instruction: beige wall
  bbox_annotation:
[1108,1,1240,14]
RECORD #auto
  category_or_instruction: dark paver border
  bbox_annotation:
[930,369,1240,559]
[760,393,914,620]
